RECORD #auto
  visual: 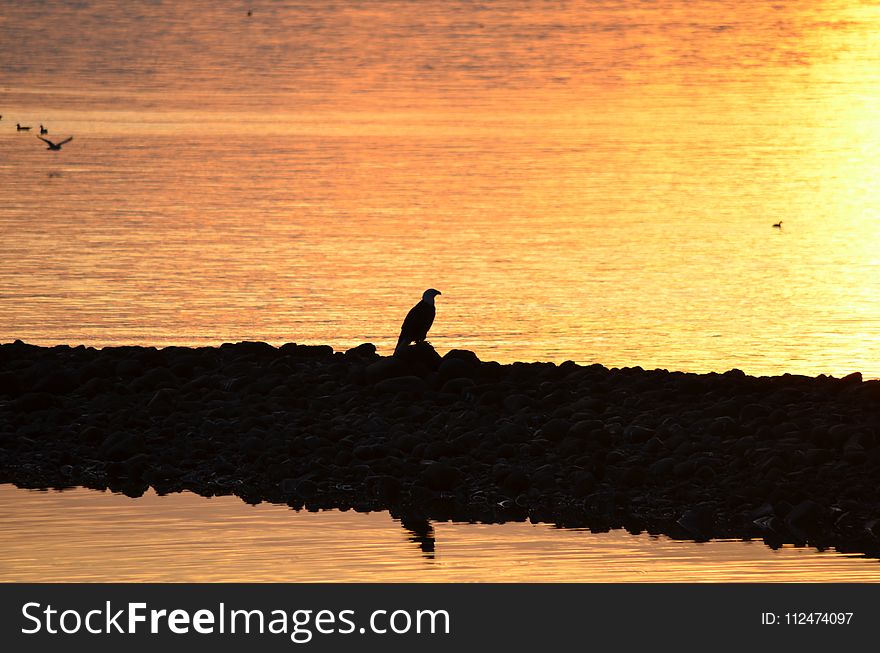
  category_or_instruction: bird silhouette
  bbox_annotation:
[394,289,441,356]
[37,135,73,150]
[40,124,48,134]
[772,221,783,229]
[17,123,31,131]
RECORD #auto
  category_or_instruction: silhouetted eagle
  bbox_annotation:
[394,289,441,356]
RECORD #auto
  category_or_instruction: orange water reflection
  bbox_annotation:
[3,2,880,376]
[1,486,877,583]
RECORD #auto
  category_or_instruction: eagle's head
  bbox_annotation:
[422,288,442,303]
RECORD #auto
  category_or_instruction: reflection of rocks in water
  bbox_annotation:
[400,515,435,558]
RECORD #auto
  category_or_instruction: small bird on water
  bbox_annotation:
[17,123,31,131]
[40,124,48,134]
[773,221,783,228]
[37,135,73,150]
[394,289,441,356]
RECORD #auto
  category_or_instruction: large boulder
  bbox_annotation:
[396,341,442,374]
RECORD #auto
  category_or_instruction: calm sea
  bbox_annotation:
[2,0,879,376]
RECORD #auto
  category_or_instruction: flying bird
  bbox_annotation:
[17,123,31,131]
[37,135,73,150]
[40,124,48,134]
[394,289,441,356]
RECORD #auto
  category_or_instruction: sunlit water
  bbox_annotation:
[0,486,877,582]
[1,1,880,376]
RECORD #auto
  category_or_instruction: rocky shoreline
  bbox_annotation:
[2,339,880,557]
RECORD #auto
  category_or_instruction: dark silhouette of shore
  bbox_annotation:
[1,339,879,556]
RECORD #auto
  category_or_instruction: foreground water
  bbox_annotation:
[3,1,880,376]
[0,485,876,582]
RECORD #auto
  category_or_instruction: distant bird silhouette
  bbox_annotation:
[394,289,441,356]
[40,124,48,134]
[773,221,783,229]
[247,9,252,16]
[37,135,73,150]
[17,123,31,131]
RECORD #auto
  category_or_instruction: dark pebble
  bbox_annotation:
[502,469,530,494]
[345,343,377,358]
[649,457,676,478]
[497,422,531,443]
[375,375,426,394]
[99,433,146,461]
[366,475,401,502]
[438,357,478,381]
[11,392,55,413]
[785,500,823,531]
[294,480,318,498]
[541,418,571,442]
[421,463,461,491]
[440,377,475,394]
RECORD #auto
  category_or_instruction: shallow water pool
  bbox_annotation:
[1,485,877,582]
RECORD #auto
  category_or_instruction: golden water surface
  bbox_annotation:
[1,1,880,375]
[1,486,877,582]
